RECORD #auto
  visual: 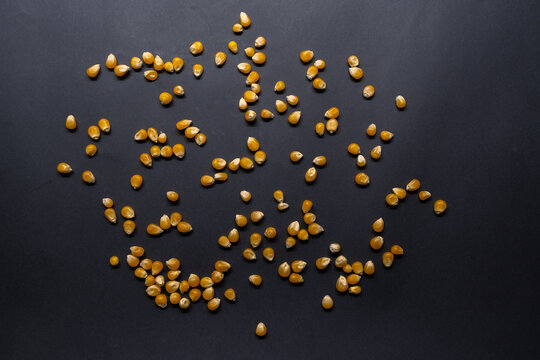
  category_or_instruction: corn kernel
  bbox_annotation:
[123,220,135,235]
[169,292,181,305]
[290,151,303,163]
[245,110,257,122]
[251,83,261,94]
[329,243,341,253]
[244,47,255,58]
[114,65,129,77]
[224,288,236,302]
[336,275,348,292]
[235,214,248,227]
[202,287,215,301]
[188,274,200,287]
[243,90,258,103]
[289,273,304,284]
[249,274,262,286]
[316,257,331,270]
[211,270,224,284]
[86,64,100,78]
[286,236,296,248]
[142,52,154,65]
[370,145,382,160]
[434,200,447,215]
[326,119,338,133]
[85,144,97,157]
[347,55,359,67]
[218,235,231,248]
[189,288,201,302]
[287,220,300,236]
[264,226,277,239]
[184,126,200,139]
[306,65,318,80]
[233,23,243,33]
[255,322,267,337]
[347,143,360,155]
[88,125,100,141]
[254,36,266,48]
[347,274,361,285]
[215,260,231,272]
[228,228,239,243]
[144,70,158,81]
[239,11,251,27]
[243,248,256,261]
[228,158,241,171]
[315,122,325,136]
[314,59,325,69]
[299,50,314,63]
[370,236,384,250]
[278,262,291,277]
[215,51,227,66]
[102,198,113,208]
[286,95,299,106]
[126,254,140,268]
[391,245,404,256]
[240,157,254,170]
[355,172,370,186]
[109,256,119,266]
[146,223,163,235]
[349,67,364,80]
[260,108,274,119]
[153,55,164,71]
[291,260,307,273]
[161,145,173,157]
[177,221,192,233]
[165,281,180,293]
[382,252,394,268]
[190,41,203,55]
[250,210,264,223]
[159,92,172,105]
[200,276,213,288]
[305,167,317,183]
[288,111,301,125]
[386,193,399,207]
[322,295,333,310]
[406,179,421,192]
[179,297,190,310]
[356,155,366,168]
[392,187,407,199]
[395,95,407,109]
[146,285,161,297]
[246,71,259,85]
[65,114,76,130]
[192,64,203,78]
[275,99,287,113]
[140,259,152,271]
[147,127,158,142]
[238,62,252,74]
[372,217,384,233]
[82,170,95,184]
[173,85,184,96]
[274,80,285,92]
[313,78,326,90]
[170,212,182,227]
[172,57,184,72]
[263,247,274,261]
[228,41,238,54]
[363,85,375,99]
[163,61,174,73]
[150,145,161,158]
[366,123,377,137]
[308,222,324,235]
[104,208,117,224]
[252,52,266,65]
[349,286,362,295]
[417,190,431,201]
[247,136,260,152]
[380,131,394,142]
[160,214,171,230]
[254,150,266,164]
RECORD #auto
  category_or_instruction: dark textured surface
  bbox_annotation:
[1,0,539,358]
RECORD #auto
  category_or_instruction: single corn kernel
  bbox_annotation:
[249,233,262,249]
[326,119,338,134]
[160,214,171,230]
[274,80,285,92]
[286,95,299,106]
[251,83,261,94]
[177,221,192,233]
[286,236,296,249]
[165,258,180,271]
[184,126,200,139]
[366,123,377,137]
[395,95,407,109]
[130,56,143,70]
[192,64,204,78]
[255,322,267,337]
[170,212,182,227]
[159,92,173,106]
[236,214,248,227]
[147,127,158,142]
[314,59,326,69]
[218,235,231,248]
[228,228,239,243]
[363,85,375,99]
[288,111,301,125]
[233,23,243,33]
[244,47,255,58]
[308,223,324,235]
[300,50,314,63]
[65,114,76,130]
[370,236,384,250]
[134,129,147,141]
[386,193,399,207]
[254,36,266,48]
[144,70,158,81]
[392,188,407,199]
[357,155,366,168]
[179,297,190,310]
[260,108,275,120]
[88,125,100,141]
[380,131,394,142]
[273,190,284,203]
[335,255,347,268]
[355,172,370,186]
[247,136,260,152]
[391,245,404,256]
[329,243,341,253]
[146,285,161,297]
[190,41,204,55]
[150,145,161,158]
[239,11,251,27]
[142,52,154,65]
[200,277,213,288]
[172,144,185,159]
[189,288,201,302]
[228,158,241,171]
[349,286,362,295]
[434,200,447,215]
[252,52,266,65]
[147,223,163,235]
[109,256,119,267]
[313,156,327,168]
[382,252,394,268]
[240,157,254,170]
[249,274,262,286]
[336,275,349,292]
[287,221,300,236]
[243,248,256,261]
[228,41,238,54]
[347,274,361,285]
[238,62,252,74]
[151,261,164,276]
[312,78,326,90]
[306,65,319,80]
[104,208,117,224]
[303,212,316,224]
[169,292,181,305]
[85,144,97,157]
[114,65,130,77]
[348,143,361,155]
[305,167,317,183]
[224,288,236,302]
[154,274,165,287]
[419,190,432,201]
[173,85,184,96]
[102,198,113,208]
[86,64,100,78]
[215,51,227,66]
[316,257,331,270]
[250,211,264,223]
[263,247,275,261]
[294,227,305,238]
[210,158,226,171]
[344,265,355,275]
[324,107,340,119]
[315,122,325,136]
[123,220,136,235]
[239,190,252,203]
[348,55,359,67]
[254,151,266,165]
[165,281,180,293]
[243,90,258,103]
[406,179,421,192]
[166,191,179,202]
[321,295,333,310]
[126,254,140,268]
[245,109,257,122]
[246,71,259,85]
[370,145,382,160]
[171,57,183,72]
[140,259,152,271]
[277,203,289,212]
[291,260,307,273]
[290,151,303,163]
[153,55,164,71]
[120,206,134,219]
[202,287,215,301]
[278,262,291,278]
[211,270,224,284]
[289,273,304,284]
[351,261,363,275]
[275,99,287,113]
[349,67,364,80]
[264,226,277,239]
[97,118,110,133]
[82,170,95,184]
[188,274,200,287]
[215,260,232,272]
[372,217,384,233]
[161,145,173,157]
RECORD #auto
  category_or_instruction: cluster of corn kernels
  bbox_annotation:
[57,11,449,338]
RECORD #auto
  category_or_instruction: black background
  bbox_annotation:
[1,0,539,359]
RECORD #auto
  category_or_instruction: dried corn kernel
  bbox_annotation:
[161,145,173,157]
[254,150,266,164]
[372,217,384,233]
[147,223,163,235]
[126,254,139,268]
[244,47,255,58]
[233,23,243,33]
[382,252,394,268]
[370,236,384,250]
[366,123,377,137]
[153,55,164,71]
[160,215,171,230]
[150,145,160,158]
[82,170,95,184]
[316,257,331,270]
[123,220,135,235]
[386,193,399,207]
[262,247,274,261]
[159,92,172,105]
[109,256,119,266]
[287,221,300,236]
[299,50,314,63]
[228,41,238,54]
[336,275,348,292]
[173,85,184,96]
[249,274,262,286]
[189,288,201,302]
[245,109,257,122]
[278,262,291,277]
[179,297,190,310]
[252,52,266,64]
[370,145,382,160]
[251,83,261,94]
[349,67,364,80]
[188,274,200,287]
[395,95,406,109]
[289,273,304,284]
[306,65,318,80]
[380,131,394,142]
[215,260,231,272]
[88,125,100,141]
[102,198,113,208]
[144,70,158,81]
[313,78,326,90]
[177,221,192,233]
[85,144,97,157]
[228,228,239,243]
[261,108,274,120]
[392,188,407,199]
[347,143,360,155]
[418,190,431,201]
[86,64,100,78]
[326,119,338,134]
[236,214,248,227]
[286,95,299,106]
[211,270,224,284]
[288,111,301,125]
[240,157,254,170]
[104,208,117,224]
[391,245,404,256]
[349,286,362,295]
[305,167,317,182]
[347,55,359,67]
[243,248,256,261]
[215,51,227,66]
[290,151,303,162]
[163,61,174,73]
[238,62,252,74]
[246,71,259,85]
[190,41,203,55]
[434,200,447,215]
[142,52,154,65]
[224,288,236,302]
[355,172,370,186]
[264,227,277,239]
[114,65,129,77]
[321,295,333,310]
[315,122,325,136]
[275,99,287,113]
[406,179,421,192]
[65,114,76,130]
[356,155,366,168]
[255,322,267,337]
[363,85,375,99]
[228,158,240,171]
[274,80,285,92]
[291,260,307,273]
[329,243,341,253]
[192,64,203,78]
[140,259,152,271]
[243,90,258,103]
[169,293,181,305]
[202,287,215,301]
[285,236,296,248]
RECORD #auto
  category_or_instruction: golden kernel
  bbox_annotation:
[104,208,117,224]
[278,262,291,277]
[250,210,264,223]
[243,90,258,103]
[372,217,384,233]
[192,64,204,78]
[126,254,139,268]
[380,131,394,142]
[349,67,364,80]
[240,157,254,170]
[299,50,314,63]
[395,95,407,109]
[65,114,76,130]
[232,23,243,33]
[370,236,384,250]
[113,64,129,77]
[86,64,100,78]
[264,226,277,239]
[202,287,215,301]
[189,41,204,55]
[316,257,331,270]
[81,170,95,184]
[155,294,167,308]
[326,119,338,134]
[363,85,375,99]
[109,256,119,266]
[434,200,447,215]
[366,123,377,137]
[163,61,174,73]
[275,99,287,113]
[173,85,184,96]
[237,62,252,74]
[243,248,256,261]
[290,151,303,162]
[274,80,285,92]
[329,243,341,253]
[252,52,266,64]
[260,108,274,120]
[291,260,307,273]
[176,221,192,233]
[406,179,421,192]
[314,59,326,69]
[228,41,238,54]
[85,144,97,157]
[228,158,241,171]
[88,125,100,141]
[188,274,200,287]
[285,236,296,249]
[349,286,362,295]
[289,273,304,284]
[312,77,326,90]
[254,150,266,164]
[144,70,158,81]
[255,322,267,337]
[385,193,399,207]
[215,260,232,272]
[382,252,394,267]
[245,110,257,122]
[347,143,360,155]
[348,55,359,67]
[228,228,239,243]
[160,214,171,230]
[336,275,349,292]
[308,222,324,235]
[102,198,113,208]
[224,288,236,302]
[352,261,363,275]
[287,221,300,236]
[244,47,255,58]
[189,288,201,302]
[247,136,260,152]
[246,71,259,85]
[419,191,432,201]
[347,274,361,285]
[142,52,154,65]
[391,245,404,256]
[147,223,163,236]
[254,36,266,48]
[392,188,407,199]
[315,122,325,136]
[215,51,227,66]
[179,297,190,310]
[123,220,135,235]
[321,295,333,310]
[305,167,317,183]
[286,95,299,106]
[306,65,318,80]
[159,92,173,106]
[356,155,366,168]
[263,247,274,261]
[249,274,262,286]
[153,55,164,71]
[239,11,251,27]
[236,214,248,227]
[288,111,301,125]
[355,172,370,186]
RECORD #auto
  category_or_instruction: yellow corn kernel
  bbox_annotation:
[104,208,116,224]
[363,85,375,99]
[315,122,325,136]
[285,236,296,249]
[65,114,76,130]
[150,145,161,158]
[154,274,164,286]
[291,260,307,273]
[224,288,236,302]
[329,243,341,253]
[199,277,213,288]
[370,145,382,160]
[382,252,394,268]
[345,265,355,275]
[286,95,299,106]
[88,125,100,141]
[244,47,255,58]
[209,158,225,171]
[349,262,362,276]
[252,52,266,64]
[245,109,257,122]
[324,107,339,119]
[105,54,119,70]
[336,275,349,292]
[146,223,163,236]
[260,108,274,120]
[155,294,167,308]
[142,52,154,65]
[215,260,231,273]
[304,167,317,183]
[278,262,291,278]
[171,57,183,72]
[303,212,316,225]
[372,217,384,233]
[308,223,324,235]
[347,143,360,155]
[275,99,287,113]
[240,157,254,170]
[246,71,259,85]
[120,206,134,219]
[129,246,144,258]
[179,297,190,310]
[326,119,338,134]
[335,255,348,268]
[287,221,300,236]
[254,150,266,164]
[146,127,158,142]
[150,261,163,276]
[163,61,174,73]
[97,119,110,134]
[140,259,152,271]
[239,11,251,27]
[164,258,180,271]
[395,95,407,109]
[311,156,326,168]
[233,23,243,33]
[321,295,333,310]
[134,129,148,142]
[173,85,184,96]
[250,211,264,223]
[392,187,407,199]
[228,228,239,243]
[236,190,251,203]
[170,212,182,227]
[228,158,241,171]
[146,285,161,297]
[238,62,252,74]
[315,257,330,270]
[417,190,431,201]
[251,83,261,94]
[299,50,314,63]
[153,55,164,71]
[190,41,203,55]
[354,155,365,168]
[406,179,421,192]
[159,92,172,105]
[314,59,326,69]
[243,248,256,261]
[246,136,260,152]
[370,236,384,250]
[262,247,275,262]
[123,220,135,235]
[192,64,203,78]
[349,67,364,80]
[288,111,301,125]
[434,200,447,215]
[290,151,303,163]
[391,245,404,256]
[274,80,285,92]
[296,229,308,242]
[86,64,100,78]
[102,198,113,208]
[264,226,277,239]
[306,65,319,80]
[273,190,284,203]
[126,254,140,268]
[188,274,200,287]
[349,286,362,295]
[189,288,201,302]
[184,126,200,139]
[170,144,185,159]
[249,274,262,287]
[215,51,227,66]
[366,123,377,137]
[235,214,248,228]
[144,69,158,81]
[109,256,119,266]
[159,214,171,230]
[218,235,231,248]
[277,202,289,212]
[165,191,178,203]
[82,170,95,184]
[254,36,266,48]
[177,221,192,233]
[380,131,394,142]
[289,273,304,284]
[161,145,173,157]
[313,77,326,90]
[211,270,224,284]
[195,133,207,146]
[85,144,97,157]
[348,55,359,67]
[249,233,262,248]
[243,90,258,103]
[347,274,361,285]
[386,193,399,207]
[256,322,267,337]
[228,41,238,54]
[114,64,129,77]
[170,292,181,305]
[165,281,180,293]
[202,287,215,301]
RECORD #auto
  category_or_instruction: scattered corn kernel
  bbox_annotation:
[228,228,239,243]
[260,108,274,120]
[370,236,384,250]
[382,252,394,268]
[215,260,231,272]
[188,274,200,287]
[123,220,135,235]
[262,247,274,261]
[142,52,154,65]
[287,221,300,236]
[140,259,152,271]
[163,61,174,73]
[326,119,338,134]
[240,157,254,170]
[264,226,277,239]
[349,286,362,295]
[312,78,326,90]
[306,65,318,80]
[244,47,255,58]
[254,151,266,164]
[165,281,180,293]
[278,262,291,277]
[329,243,341,253]
[406,179,421,192]
[82,170,95,184]
[147,223,163,235]
[150,145,161,158]
[251,83,261,94]
[85,144,97,157]
[192,64,203,78]
[202,287,215,301]
[348,143,360,155]
[370,145,382,160]
[246,71,259,85]
[169,293,181,305]
[249,274,262,286]
[233,23,243,33]
[173,85,184,96]
[109,256,119,266]
[224,288,236,302]
[177,221,192,233]
[160,214,171,230]
[252,52,266,64]
[286,95,299,106]
[229,158,241,171]
[130,246,145,258]
[211,270,224,284]
[386,193,399,207]
[243,90,258,103]
[114,65,129,77]
[434,200,447,215]
[336,275,348,292]
[395,95,407,109]
[392,188,407,199]
[159,92,172,105]
[316,257,331,270]
[355,172,370,186]
[291,260,307,273]
[218,235,231,248]
[238,62,252,74]
[228,41,238,53]
[290,151,303,162]
[308,222,324,235]
[300,50,314,63]
[289,273,304,284]
[153,55,164,71]
[372,217,384,233]
[104,208,117,224]
[236,214,248,227]
[161,145,173,157]
[144,70,158,81]
[305,167,317,183]
[102,198,113,208]
[190,41,203,55]
[288,111,301,125]
[255,322,267,337]
[274,80,285,92]
[275,99,287,113]
[315,122,325,136]
[380,131,394,142]
[250,232,262,248]
[357,155,366,168]
[243,248,256,261]
[126,254,140,268]
[86,64,100,78]
[179,297,190,310]
[322,295,333,310]
[215,51,227,66]
[335,255,347,268]
[88,125,100,141]
[390,245,404,256]
[349,67,364,80]
[347,55,359,67]
[286,236,296,248]
[419,191,431,201]
[366,123,377,137]
[245,110,257,122]
[363,85,375,99]
[189,288,201,302]
[65,114,76,130]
